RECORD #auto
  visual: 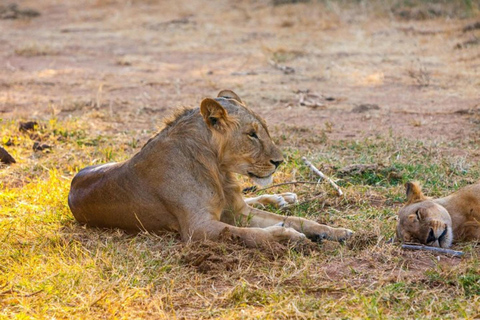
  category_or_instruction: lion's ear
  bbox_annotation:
[200,98,230,131]
[405,181,427,204]
[408,213,419,222]
[217,90,243,104]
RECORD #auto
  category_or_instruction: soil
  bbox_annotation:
[1,1,479,144]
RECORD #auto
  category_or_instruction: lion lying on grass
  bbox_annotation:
[68,90,353,247]
[397,181,480,248]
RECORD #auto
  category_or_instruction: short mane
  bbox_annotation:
[141,107,198,150]
[163,107,197,128]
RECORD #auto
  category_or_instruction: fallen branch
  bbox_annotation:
[254,181,321,192]
[302,157,343,196]
[0,288,14,296]
[401,244,464,257]
[268,60,295,75]
[89,292,108,307]
[298,92,326,109]
[0,288,43,297]
[23,289,44,297]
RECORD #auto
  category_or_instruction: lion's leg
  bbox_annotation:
[241,206,353,242]
[244,193,297,208]
[181,219,306,247]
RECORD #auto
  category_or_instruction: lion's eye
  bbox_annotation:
[248,131,258,139]
[415,209,421,221]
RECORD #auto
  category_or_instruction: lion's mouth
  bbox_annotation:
[248,172,274,187]
[248,172,271,179]
[437,227,451,248]
[438,227,448,241]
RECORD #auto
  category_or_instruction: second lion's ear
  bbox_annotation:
[200,98,230,131]
[405,181,427,204]
[217,90,243,104]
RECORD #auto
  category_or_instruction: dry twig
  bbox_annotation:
[254,181,321,192]
[302,157,343,196]
[298,92,326,109]
[401,244,464,257]
[268,59,295,74]
[0,288,43,297]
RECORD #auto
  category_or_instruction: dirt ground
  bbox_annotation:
[1,0,479,144]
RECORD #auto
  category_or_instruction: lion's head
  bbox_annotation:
[396,182,453,248]
[199,90,283,187]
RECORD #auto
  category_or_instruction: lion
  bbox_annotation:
[396,181,480,248]
[68,90,353,247]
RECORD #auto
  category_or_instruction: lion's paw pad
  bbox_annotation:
[279,192,297,204]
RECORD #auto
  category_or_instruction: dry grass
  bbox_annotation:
[1,115,480,319]
[407,65,431,87]
[14,43,58,57]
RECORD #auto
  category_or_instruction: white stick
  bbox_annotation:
[301,157,343,196]
[401,244,464,257]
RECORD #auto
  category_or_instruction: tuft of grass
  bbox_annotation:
[407,65,431,87]
[459,270,480,297]
[14,43,58,57]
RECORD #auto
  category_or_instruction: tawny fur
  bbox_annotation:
[397,181,480,248]
[68,90,353,247]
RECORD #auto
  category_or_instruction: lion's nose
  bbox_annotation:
[270,159,283,168]
[426,228,436,243]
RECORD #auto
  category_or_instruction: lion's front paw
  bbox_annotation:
[272,195,288,207]
[266,193,298,208]
[269,193,298,207]
[330,228,354,242]
[278,192,297,205]
[307,227,354,243]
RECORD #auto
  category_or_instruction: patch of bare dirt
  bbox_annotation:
[318,244,464,290]
[181,241,244,274]
[180,235,326,274]
[0,0,478,145]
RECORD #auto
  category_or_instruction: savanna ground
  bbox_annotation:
[1,0,480,318]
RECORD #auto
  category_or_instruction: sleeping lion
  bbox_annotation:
[68,90,353,247]
[397,181,480,248]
